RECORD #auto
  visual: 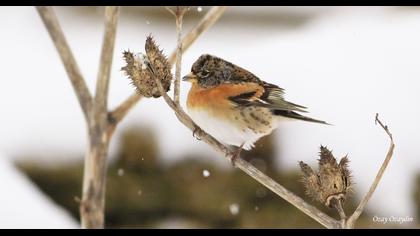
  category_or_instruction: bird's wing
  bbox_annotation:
[228,82,308,113]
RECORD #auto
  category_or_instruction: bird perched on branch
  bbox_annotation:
[183,54,329,162]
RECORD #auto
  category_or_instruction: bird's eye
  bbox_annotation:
[199,70,210,78]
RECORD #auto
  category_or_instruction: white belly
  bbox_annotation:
[188,108,268,150]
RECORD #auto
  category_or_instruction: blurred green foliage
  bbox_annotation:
[18,126,374,228]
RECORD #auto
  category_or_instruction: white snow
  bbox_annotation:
[229,203,240,216]
[202,169,210,178]
[0,155,78,228]
[117,168,125,177]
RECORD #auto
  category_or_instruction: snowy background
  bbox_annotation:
[0,6,419,228]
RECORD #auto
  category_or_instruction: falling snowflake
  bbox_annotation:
[229,203,240,215]
[202,169,210,178]
[146,20,150,25]
[74,196,81,203]
[254,206,259,211]
[137,189,142,196]
[117,168,125,177]
[197,7,203,12]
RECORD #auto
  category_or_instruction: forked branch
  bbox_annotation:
[37,5,228,229]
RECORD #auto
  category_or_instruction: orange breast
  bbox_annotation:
[187,82,264,117]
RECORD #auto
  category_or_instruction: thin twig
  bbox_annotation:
[167,7,188,105]
[94,6,120,125]
[345,113,395,228]
[111,6,227,123]
[336,200,347,221]
[165,7,177,18]
[152,74,340,229]
[108,93,142,125]
[36,6,93,120]
[168,6,227,63]
[333,199,347,228]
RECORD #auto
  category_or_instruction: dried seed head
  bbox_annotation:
[121,36,172,98]
[299,146,352,208]
[299,161,321,202]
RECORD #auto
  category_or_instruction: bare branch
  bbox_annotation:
[168,7,189,105]
[111,6,227,124]
[346,113,395,228]
[80,6,119,229]
[336,200,347,222]
[332,199,347,228]
[165,7,177,17]
[36,6,93,120]
[94,6,120,125]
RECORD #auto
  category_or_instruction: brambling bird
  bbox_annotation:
[183,54,328,161]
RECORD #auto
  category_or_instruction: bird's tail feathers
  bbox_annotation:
[272,110,331,125]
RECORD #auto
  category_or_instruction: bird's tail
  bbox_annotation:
[272,110,331,125]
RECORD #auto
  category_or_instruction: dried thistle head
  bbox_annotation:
[121,36,172,98]
[299,146,352,208]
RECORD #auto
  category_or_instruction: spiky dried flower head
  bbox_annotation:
[121,36,172,98]
[299,146,352,208]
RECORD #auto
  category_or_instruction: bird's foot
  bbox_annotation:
[192,125,202,141]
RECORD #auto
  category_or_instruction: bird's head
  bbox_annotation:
[183,54,237,88]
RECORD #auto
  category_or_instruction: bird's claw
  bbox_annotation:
[229,144,244,167]
[192,126,202,140]
[230,154,238,167]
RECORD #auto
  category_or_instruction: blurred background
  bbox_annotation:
[0,6,420,228]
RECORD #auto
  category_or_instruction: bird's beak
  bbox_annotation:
[182,72,196,82]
